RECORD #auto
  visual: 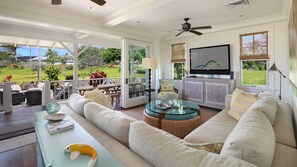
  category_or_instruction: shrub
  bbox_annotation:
[43,65,61,81]
[136,69,145,74]
[65,64,73,70]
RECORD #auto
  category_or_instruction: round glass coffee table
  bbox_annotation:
[144,99,201,138]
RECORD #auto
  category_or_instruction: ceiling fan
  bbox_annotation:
[175,18,212,37]
[51,0,106,6]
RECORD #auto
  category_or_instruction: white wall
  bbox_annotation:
[159,20,290,101]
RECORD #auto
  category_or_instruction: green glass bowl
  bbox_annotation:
[46,102,60,115]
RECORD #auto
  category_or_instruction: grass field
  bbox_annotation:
[242,70,266,86]
[0,65,144,83]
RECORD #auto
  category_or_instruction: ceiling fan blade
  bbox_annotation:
[91,0,106,6]
[51,0,61,5]
[191,26,212,30]
[189,30,202,36]
[175,31,185,37]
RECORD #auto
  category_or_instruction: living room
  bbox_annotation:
[0,0,297,167]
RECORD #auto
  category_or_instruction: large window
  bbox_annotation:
[241,60,267,86]
[173,63,185,80]
[240,31,269,86]
[171,43,185,80]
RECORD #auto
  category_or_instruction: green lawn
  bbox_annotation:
[242,70,266,86]
[0,65,145,83]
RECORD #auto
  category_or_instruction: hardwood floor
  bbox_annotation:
[0,143,36,167]
[0,104,219,167]
[0,105,45,140]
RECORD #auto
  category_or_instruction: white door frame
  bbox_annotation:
[121,38,152,108]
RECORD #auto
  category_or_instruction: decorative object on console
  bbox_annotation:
[142,57,157,103]
[46,120,74,134]
[45,101,60,114]
[269,63,286,100]
[44,113,66,121]
[64,143,98,167]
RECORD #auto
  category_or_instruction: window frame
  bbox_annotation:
[240,59,269,88]
[240,31,269,60]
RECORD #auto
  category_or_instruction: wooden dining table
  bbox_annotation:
[73,83,121,95]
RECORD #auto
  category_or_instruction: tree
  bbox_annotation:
[100,48,121,64]
[45,49,60,64]
[78,45,104,74]
[0,45,18,57]
[0,51,14,73]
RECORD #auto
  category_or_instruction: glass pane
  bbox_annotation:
[254,33,267,55]
[242,60,267,86]
[242,47,254,55]
[128,45,147,99]
[173,63,185,80]
[255,47,267,55]
[242,35,253,48]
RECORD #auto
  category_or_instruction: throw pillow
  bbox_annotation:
[185,143,224,154]
[228,89,258,120]
[258,92,278,100]
[249,96,278,125]
[160,80,175,92]
[68,93,93,117]
[84,89,114,110]
[221,109,275,167]
[84,102,134,147]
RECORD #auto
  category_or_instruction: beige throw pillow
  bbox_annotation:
[228,89,258,120]
[249,96,278,125]
[84,89,113,110]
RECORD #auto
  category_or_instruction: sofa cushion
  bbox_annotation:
[84,89,113,110]
[228,89,258,120]
[272,143,297,167]
[184,109,237,144]
[249,96,278,125]
[258,92,278,100]
[84,102,135,147]
[221,109,275,167]
[68,93,92,117]
[59,102,153,167]
[129,121,256,167]
[273,101,296,148]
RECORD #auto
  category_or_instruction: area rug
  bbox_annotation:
[0,132,36,153]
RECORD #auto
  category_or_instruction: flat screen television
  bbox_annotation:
[190,44,231,74]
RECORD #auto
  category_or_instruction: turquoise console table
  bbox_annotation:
[34,111,124,167]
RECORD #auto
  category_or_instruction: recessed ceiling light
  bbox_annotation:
[88,6,94,10]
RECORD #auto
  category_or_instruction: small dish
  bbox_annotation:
[44,113,66,121]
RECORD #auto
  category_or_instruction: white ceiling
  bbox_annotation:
[0,0,290,45]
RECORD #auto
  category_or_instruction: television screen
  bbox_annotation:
[190,44,230,74]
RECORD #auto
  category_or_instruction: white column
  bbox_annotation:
[3,82,12,113]
[38,47,41,81]
[42,81,52,106]
[73,43,79,88]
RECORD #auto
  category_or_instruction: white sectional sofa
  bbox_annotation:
[58,93,297,167]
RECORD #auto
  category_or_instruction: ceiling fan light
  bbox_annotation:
[91,0,106,6]
[52,0,62,5]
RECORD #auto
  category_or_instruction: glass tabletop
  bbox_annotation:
[145,99,199,116]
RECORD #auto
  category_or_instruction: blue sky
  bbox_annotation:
[16,46,71,57]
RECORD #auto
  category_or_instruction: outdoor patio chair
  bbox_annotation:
[25,89,42,106]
